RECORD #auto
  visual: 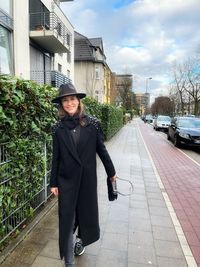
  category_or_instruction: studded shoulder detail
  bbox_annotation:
[87,115,101,131]
[52,120,62,134]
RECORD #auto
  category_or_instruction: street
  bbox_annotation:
[144,120,200,164]
[139,119,200,265]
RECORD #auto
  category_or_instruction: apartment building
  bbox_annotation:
[135,93,147,115]
[0,0,74,87]
[114,74,133,107]
[74,31,109,103]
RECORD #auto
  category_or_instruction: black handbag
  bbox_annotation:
[107,176,134,201]
[107,177,118,201]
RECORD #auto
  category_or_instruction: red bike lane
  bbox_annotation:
[138,120,200,266]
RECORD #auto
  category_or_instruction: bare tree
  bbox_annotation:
[151,96,173,116]
[170,62,187,115]
[183,57,200,115]
[116,75,133,110]
[169,56,200,115]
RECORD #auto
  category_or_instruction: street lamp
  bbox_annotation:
[145,77,152,114]
[145,77,152,94]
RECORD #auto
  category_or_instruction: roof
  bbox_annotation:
[74,31,105,62]
[89,37,104,53]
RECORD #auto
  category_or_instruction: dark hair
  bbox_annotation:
[58,98,86,126]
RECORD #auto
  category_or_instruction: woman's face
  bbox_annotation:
[61,95,80,116]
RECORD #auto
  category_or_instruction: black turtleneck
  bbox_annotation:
[61,115,82,148]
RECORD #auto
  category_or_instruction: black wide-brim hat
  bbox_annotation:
[52,83,86,103]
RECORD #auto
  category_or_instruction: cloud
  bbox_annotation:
[61,0,200,96]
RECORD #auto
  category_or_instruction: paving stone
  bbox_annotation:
[108,207,129,222]
[150,215,174,228]
[26,227,54,245]
[104,220,128,235]
[148,198,167,208]
[128,230,154,246]
[128,262,157,267]
[84,239,101,256]
[1,261,30,267]
[75,253,96,267]
[128,243,157,265]
[146,192,164,200]
[130,200,149,209]
[40,239,60,259]
[5,240,43,265]
[96,248,126,267]
[31,256,63,267]
[149,206,170,217]
[154,240,185,258]
[129,207,150,220]
[101,232,128,252]
[129,217,152,232]
[152,225,179,242]
[157,256,188,267]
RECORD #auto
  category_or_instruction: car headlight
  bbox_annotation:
[179,132,190,139]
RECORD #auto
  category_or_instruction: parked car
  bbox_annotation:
[144,114,153,123]
[154,115,171,131]
[167,117,200,148]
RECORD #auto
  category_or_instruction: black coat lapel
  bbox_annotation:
[60,127,81,165]
[77,124,91,156]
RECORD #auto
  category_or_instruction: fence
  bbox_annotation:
[29,12,72,48]
[0,139,52,247]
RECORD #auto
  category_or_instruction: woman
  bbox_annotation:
[50,83,117,267]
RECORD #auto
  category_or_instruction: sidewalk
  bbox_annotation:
[0,119,195,267]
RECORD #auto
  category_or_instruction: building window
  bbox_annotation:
[67,51,71,63]
[58,63,62,73]
[0,0,12,15]
[66,33,71,46]
[95,66,100,79]
[0,25,13,74]
[67,70,70,79]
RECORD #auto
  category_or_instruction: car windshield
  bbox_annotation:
[178,119,200,128]
[146,115,152,119]
[157,116,171,121]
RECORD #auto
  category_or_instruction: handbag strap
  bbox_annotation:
[115,176,134,196]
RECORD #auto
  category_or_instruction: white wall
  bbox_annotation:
[74,61,104,103]
[13,0,30,79]
[13,0,74,82]
[43,0,74,82]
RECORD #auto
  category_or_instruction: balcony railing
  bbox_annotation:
[51,70,71,88]
[29,12,72,53]
[0,9,13,29]
[30,70,52,86]
[30,70,71,88]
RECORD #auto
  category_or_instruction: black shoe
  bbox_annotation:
[74,238,85,256]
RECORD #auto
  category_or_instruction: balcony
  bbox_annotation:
[29,12,72,53]
[51,70,71,88]
[30,70,71,88]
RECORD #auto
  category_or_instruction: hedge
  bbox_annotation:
[0,75,123,248]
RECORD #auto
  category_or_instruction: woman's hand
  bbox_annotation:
[51,187,59,196]
[110,174,117,182]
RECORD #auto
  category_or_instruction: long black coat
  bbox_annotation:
[50,115,115,259]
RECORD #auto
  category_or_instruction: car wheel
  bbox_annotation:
[174,135,181,148]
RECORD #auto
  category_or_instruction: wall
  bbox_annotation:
[13,0,30,79]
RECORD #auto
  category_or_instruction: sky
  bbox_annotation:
[61,0,200,102]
